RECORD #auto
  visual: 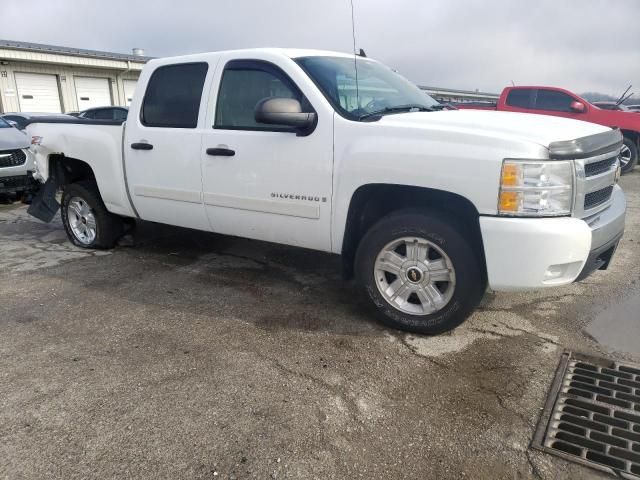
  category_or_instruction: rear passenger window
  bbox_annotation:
[534,90,574,112]
[506,89,532,108]
[142,63,208,128]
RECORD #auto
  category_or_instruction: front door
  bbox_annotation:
[124,62,211,230]
[200,58,333,251]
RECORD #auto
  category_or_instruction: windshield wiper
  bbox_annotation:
[358,105,434,121]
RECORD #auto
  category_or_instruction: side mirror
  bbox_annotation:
[570,101,586,113]
[6,119,19,128]
[255,97,316,134]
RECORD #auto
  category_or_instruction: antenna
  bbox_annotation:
[510,80,515,87]
[350,0,360,109]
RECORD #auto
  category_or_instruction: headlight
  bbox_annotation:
[498,160,574,216]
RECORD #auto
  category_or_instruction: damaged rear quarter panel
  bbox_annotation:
[27,122,135,217]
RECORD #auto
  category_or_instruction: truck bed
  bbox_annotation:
[19,116,125,129]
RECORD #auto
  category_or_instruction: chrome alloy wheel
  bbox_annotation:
[67,197,97,245]
[374,236,456,315]
[620,144,632,168]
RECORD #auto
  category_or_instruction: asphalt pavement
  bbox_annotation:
[1,172,638,479]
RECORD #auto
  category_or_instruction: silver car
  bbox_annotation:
[0,117,33,196]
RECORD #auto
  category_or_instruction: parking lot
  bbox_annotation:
[0,171,638,479]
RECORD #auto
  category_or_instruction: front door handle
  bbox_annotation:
[131,142,153,150]
[206,147,235,157]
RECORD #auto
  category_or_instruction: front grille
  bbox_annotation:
[585,156,617,177]
[585,186,614,210]
[0,175,29,190]
[0,149,26,168]
[534,352,640,478]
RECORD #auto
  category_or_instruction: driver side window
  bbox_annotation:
[534,90,575,112]
[214,61,305,130]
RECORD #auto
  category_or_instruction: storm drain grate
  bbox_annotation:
[533,351,640,478]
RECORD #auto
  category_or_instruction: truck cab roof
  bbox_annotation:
[148,48,356,66]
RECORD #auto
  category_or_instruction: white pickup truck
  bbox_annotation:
[25,48,626,334]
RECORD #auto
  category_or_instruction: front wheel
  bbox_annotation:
[61,181,124,249]
[354,211,485,335]
[620,137,638,174]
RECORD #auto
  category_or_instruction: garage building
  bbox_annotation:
[0,39,149,114]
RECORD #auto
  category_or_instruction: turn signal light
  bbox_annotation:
[499,191,520,212]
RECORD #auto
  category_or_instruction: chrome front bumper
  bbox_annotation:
[575,184,626,281]
[585,184,626,251]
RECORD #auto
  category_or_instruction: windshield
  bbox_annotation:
[295,56,439,120]
[0,118,11,128]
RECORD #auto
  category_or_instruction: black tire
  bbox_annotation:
[354,211,485,335]
[61,180,124,249]
[621,137,638,174]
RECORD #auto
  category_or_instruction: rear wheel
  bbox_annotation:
[355,211,485,334]
[620,137,638,174]
[61,181,124,249]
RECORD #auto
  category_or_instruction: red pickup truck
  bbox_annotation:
[456,86,639,173]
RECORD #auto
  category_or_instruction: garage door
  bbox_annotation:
[123,80,137,106]
[75,77,112,110]
[14,72,62,113]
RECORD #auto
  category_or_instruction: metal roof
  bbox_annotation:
[0,39,153,63]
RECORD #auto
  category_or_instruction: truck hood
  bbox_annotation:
[379,109,610,149]
[0,127,30,150]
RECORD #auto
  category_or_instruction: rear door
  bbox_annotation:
[123,61,213,230]
[14,72,62,113]
[74,77,112,110]
[501,88,534,113]
[200,56,333,251]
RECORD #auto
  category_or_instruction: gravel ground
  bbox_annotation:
[1,171,638,480]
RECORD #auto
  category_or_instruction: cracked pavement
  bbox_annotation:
[1,172,639,479]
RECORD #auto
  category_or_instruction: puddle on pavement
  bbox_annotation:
[586,285,640,356]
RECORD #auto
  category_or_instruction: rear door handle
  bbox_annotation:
[206,147,235,157]
[131,142,153,150]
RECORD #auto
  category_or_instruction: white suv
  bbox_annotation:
[0,118,32,196]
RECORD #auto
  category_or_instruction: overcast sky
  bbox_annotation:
[1,0,638,96]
